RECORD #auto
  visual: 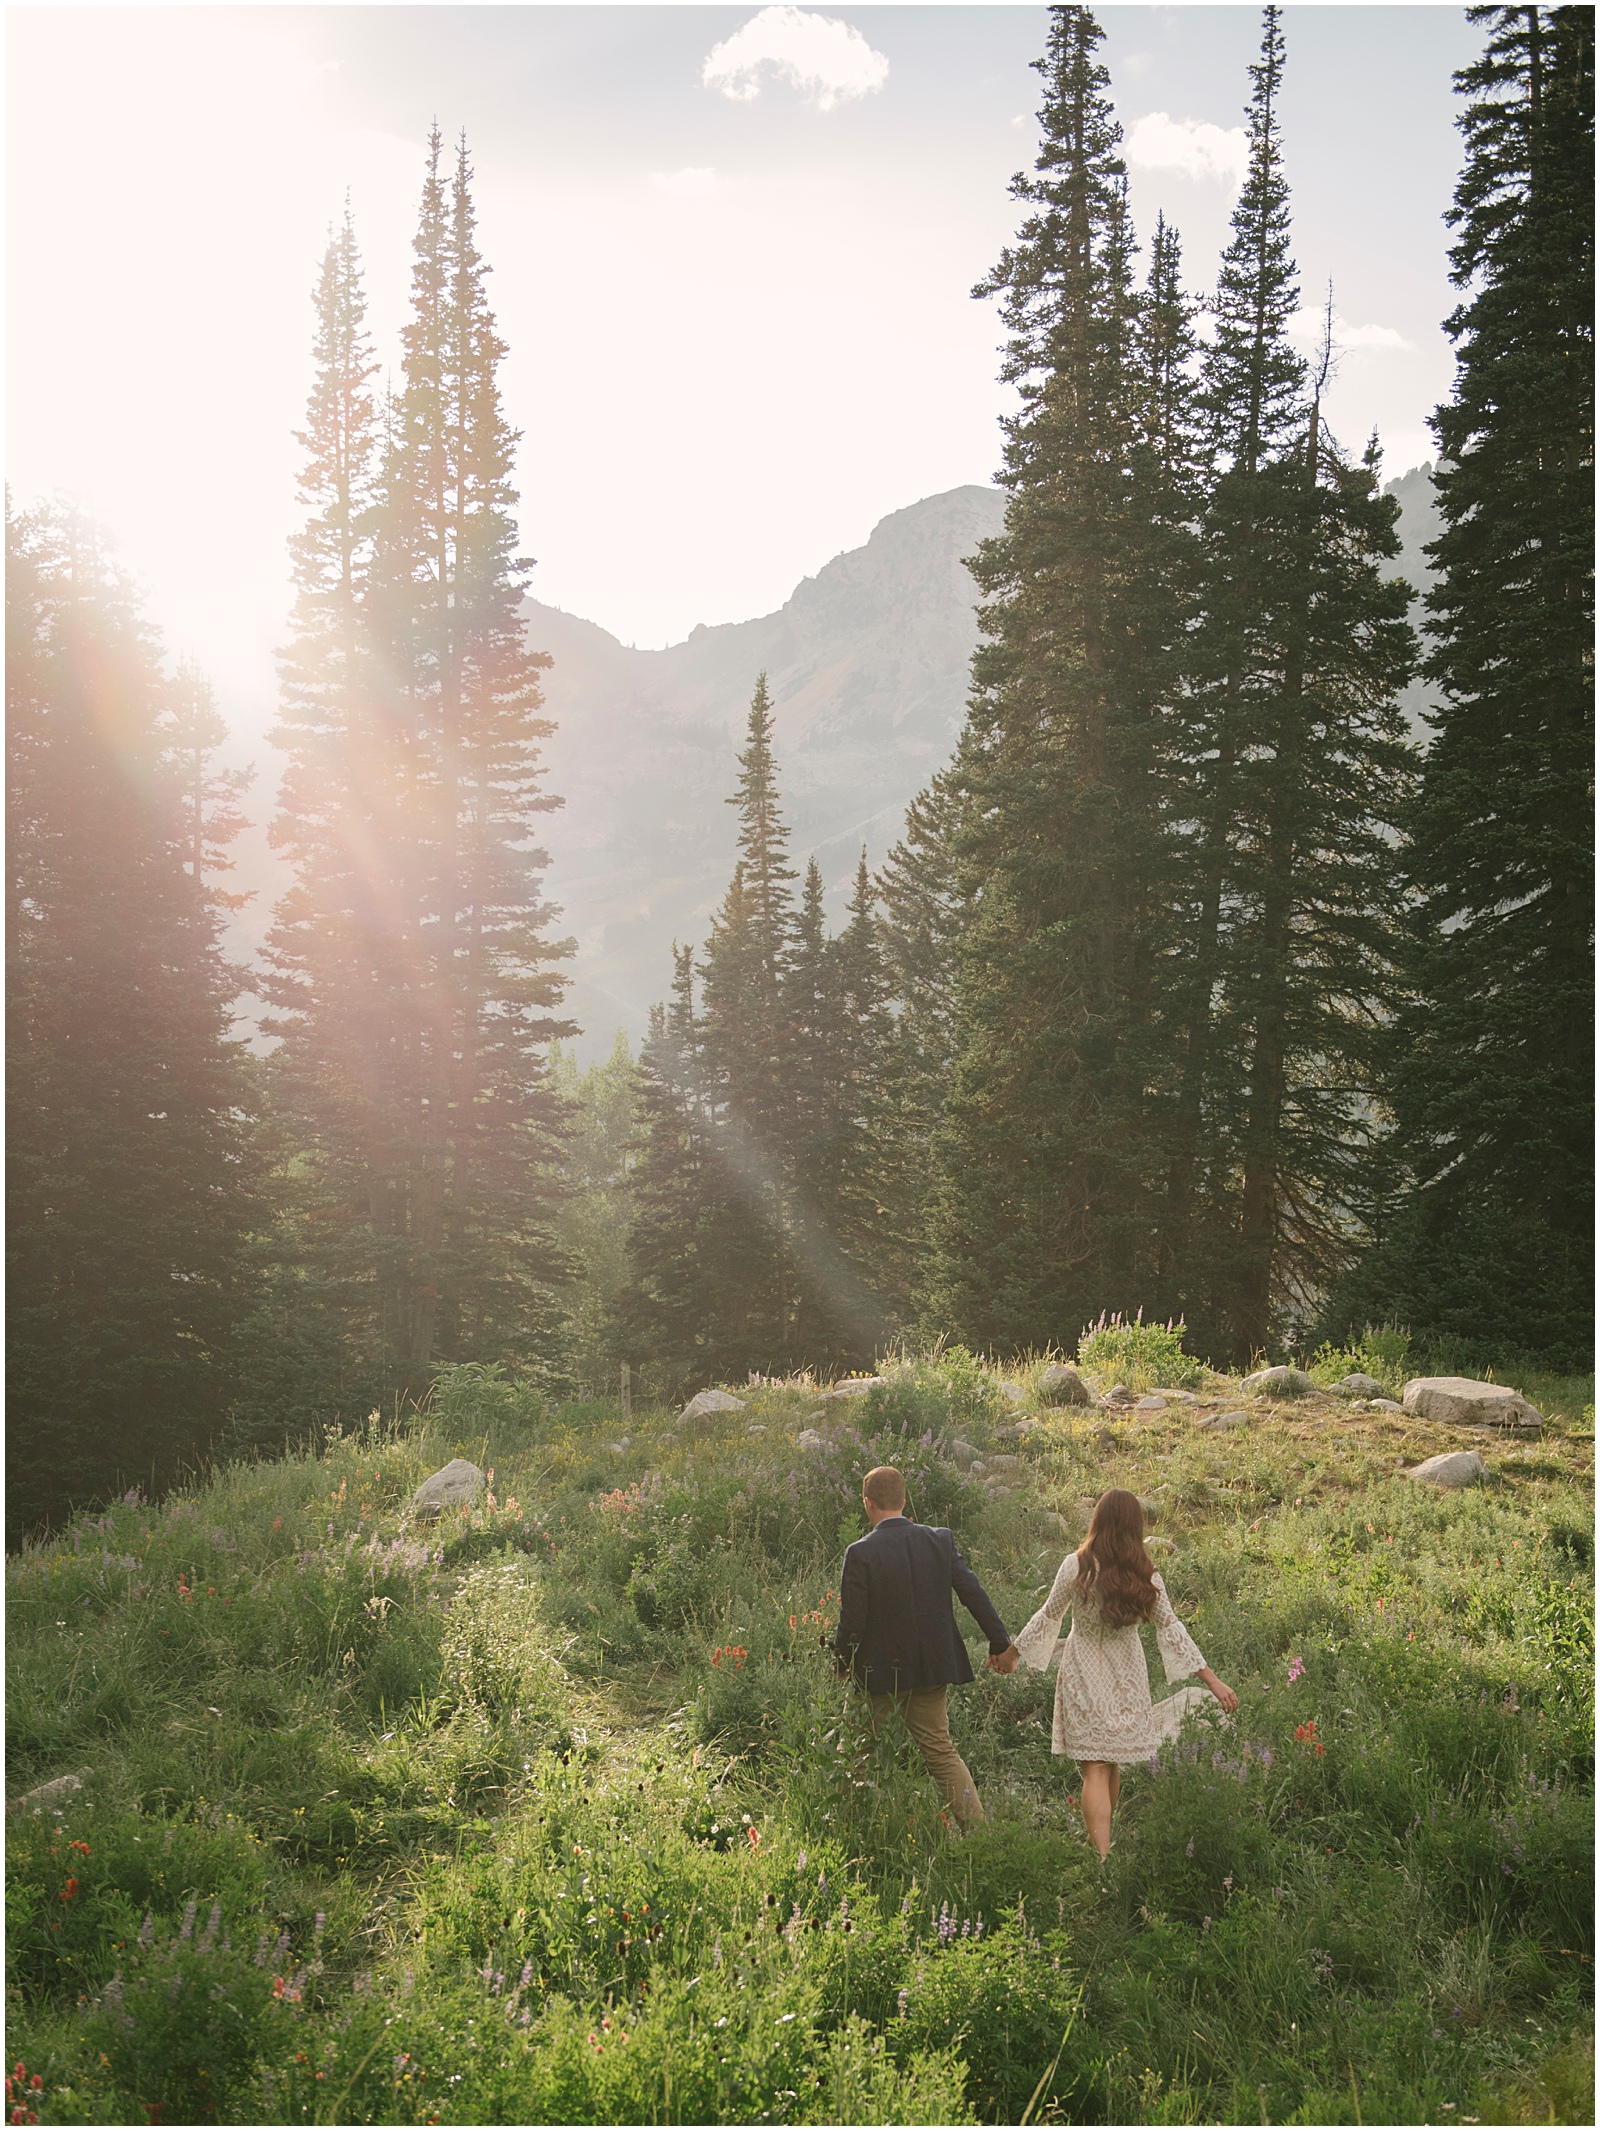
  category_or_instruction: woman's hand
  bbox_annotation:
[987,1643,1019,1674]
[1199,1666,1239,1713]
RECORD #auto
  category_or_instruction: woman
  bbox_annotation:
[1014,1488,1239,1857]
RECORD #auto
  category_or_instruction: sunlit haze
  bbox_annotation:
[9,3,1481,755]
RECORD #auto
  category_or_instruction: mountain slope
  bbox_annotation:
[532,484,1007,1048]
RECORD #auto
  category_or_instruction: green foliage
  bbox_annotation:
[1353,4,1594,1371]
[9,1342,1593,2124]
[6,502,258,1541]
[1078,1313,1204,1390]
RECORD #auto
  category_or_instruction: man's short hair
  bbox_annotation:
[862,1465,906,1512]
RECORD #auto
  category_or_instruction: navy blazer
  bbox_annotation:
[831,1516,1011,1697]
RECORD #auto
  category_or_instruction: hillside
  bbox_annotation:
[7,1338,1591,2123]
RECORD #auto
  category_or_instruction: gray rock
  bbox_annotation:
[7,1768,91,1817]
[820,1375,886,1400]
[606,1438,631,1454]
[1037,1364,1091,1407]
[1138,1496,1163,1522]
[795,1429,828,1452]
[408,1458,486,1519]
[947,1438,982,1469]
[1101,1384,1137,1408]
[998,1381,1027,1404]
[1147,1534,1177,1556]
[1240,1366,1316,1398]
[1402,1376,1543,1432]
[1135,1395,1167,1414]
[679,1388,747,1423]
[986,1453,1020,1473]
[1406,1449,1488,1489]
[1043,1510,1070,1534]
[744,1423,767,1437]
[1154,1389,1199,1405]
[968,1457,986,1475]
[1332,1373,1387,1399]
[1201,1409,1250,1431]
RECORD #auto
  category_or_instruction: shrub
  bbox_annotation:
[1078,1312,1204,1390]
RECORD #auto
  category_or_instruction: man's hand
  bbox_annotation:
[986,1643,1019,1675]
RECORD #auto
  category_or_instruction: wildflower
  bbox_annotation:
[1201,1916,1212,1933]
[1184,1838,1194,1859]
[1287,1655,1305,1684]
[748,1825,762,1849]
[59,1877,80,1902]
[897,1989,909,2018]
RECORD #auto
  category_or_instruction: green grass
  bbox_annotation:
[6,1351,1593,2124]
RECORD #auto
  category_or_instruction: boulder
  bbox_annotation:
[1401,1377,1543,1432]
[1147,1534,1177,1556]
[1240,1366,1316,1398]
[1371,1398,1406,1413]
[1135,1395,1167,1414]
[986,1453,1020,1473]
[408,1458,485,1519]
[1406,1449,1488,1489]
[947,1439,982,1469]
[1154,1389,1199,1405]
[1043,1510,1070,1534]
[1037,1364,1091,1407]
[1200,1409,1250,1432]
[1101,1384,1137,1408]
[821,1376,886,1401]
[7,1768,91,1817]
[795,1429,828,1453]
[679,1388,747,1424]
[1138,1497,1163,1522]
[744,1423,767,1437]
[1332,1373,1387,1399]
[998,1381,1027,1404]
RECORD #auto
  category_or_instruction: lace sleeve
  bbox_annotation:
[1014,1552,1079,1670]
[1152,1573,1206,1682]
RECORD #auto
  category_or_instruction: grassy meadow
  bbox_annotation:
[5,1337,1594,2125]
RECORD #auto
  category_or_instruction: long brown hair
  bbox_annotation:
[1076,1489,1159,1628]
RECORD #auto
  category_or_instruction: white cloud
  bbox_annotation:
[703,5,889,113]
[1126,111,1248,188]
[1290,308,1413,354]
[652,166,718,200]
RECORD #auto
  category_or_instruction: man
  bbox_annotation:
[830,1464,1017,1833]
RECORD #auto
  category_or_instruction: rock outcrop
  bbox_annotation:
[679,1389,747,1425]
[1240,1366,1316,1398]
[1037,1364,1091,1407]
[1406,1449,1488,1489]
[1332,1373,1388,1399]
[1401,1377,1543,1432]
[408,1458,486,1519]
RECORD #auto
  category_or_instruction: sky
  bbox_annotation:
[8,2,1484,754]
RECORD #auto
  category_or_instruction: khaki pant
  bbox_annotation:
[868,1684,985,1832]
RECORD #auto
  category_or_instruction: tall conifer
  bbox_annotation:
[265,138,572,1411]
[6,506,255,1534]
[1175,9,1418,1358]
[1348,5,1594,1364]
[921,4,1180,1351]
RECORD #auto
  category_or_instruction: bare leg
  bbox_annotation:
[1080,1761,1118,1857]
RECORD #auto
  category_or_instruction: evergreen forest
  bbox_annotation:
[5,8,1594,2126]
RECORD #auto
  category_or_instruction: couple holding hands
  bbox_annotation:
[829,1467,1238,1857]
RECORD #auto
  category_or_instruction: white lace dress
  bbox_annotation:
[1014,1552,1214,1764]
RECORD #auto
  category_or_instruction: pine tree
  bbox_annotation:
[1174,8,1418,1359]
[1347,5,1594,1365]
[6,505,255,1535]
[622,947,731,1393]
[264,137,573,1413]
[920,4,1183,1351]
[696,676,799,1366]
